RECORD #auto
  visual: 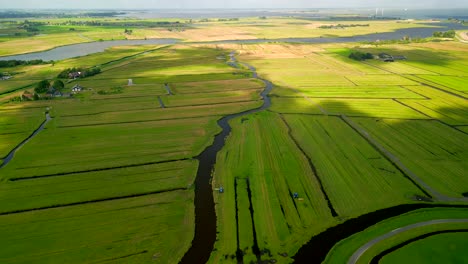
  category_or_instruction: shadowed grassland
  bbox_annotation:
[210,111,335,264]
[352,118,468,198]
[283,115,425,217]
[325,208,468,264]
[0,191,194,264]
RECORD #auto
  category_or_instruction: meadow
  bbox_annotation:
[0,44,264,263]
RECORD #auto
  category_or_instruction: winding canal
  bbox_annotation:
[179,52,273,263]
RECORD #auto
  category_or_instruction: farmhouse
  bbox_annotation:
[72,84,83,93]
[378,53,394,62]
[69,71,82,79]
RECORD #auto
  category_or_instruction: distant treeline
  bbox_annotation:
[51,20,184,28]
[0,11,124,19]
[0,59,53,68]
[57,67,101,79]
[319,24,370,29]
[433,30,456,38]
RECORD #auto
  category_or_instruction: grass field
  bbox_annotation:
[283,115,425,216]
[210,112,335,264]
[0,191,195,264]
[0,44,264,263]
[1,17,468,263]
[324,208,468,264]
[353,118,468,198]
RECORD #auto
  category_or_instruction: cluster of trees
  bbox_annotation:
[34,79,65,94]
[348,51,374,61]
[124,29,133,35]
[319,24,370,29]
[433,30,456,38]
[57,67,101,79]
[0,59,53,68]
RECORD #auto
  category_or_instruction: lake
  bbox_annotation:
[0,23,465,61]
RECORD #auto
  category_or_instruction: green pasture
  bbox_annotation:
[1,116,220,178]
[0,191,194,264]
[353,118,468,198]
[0,160,196,213]
[161,89,261,107]
[210,111,335,264]
[284,115,424,217]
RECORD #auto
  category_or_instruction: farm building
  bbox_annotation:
[378,53,394,62]
[72,84,83,93]
[68,72,82,79]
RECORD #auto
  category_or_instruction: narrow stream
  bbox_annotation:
[179,53,272,264]
[0,112,51,169]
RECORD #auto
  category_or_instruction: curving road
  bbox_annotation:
[347,218,468,264]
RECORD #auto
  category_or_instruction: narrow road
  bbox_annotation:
[347,218,468,264]
[0,112,51,169]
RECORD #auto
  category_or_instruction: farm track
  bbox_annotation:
[293,204,468,263]
[0,187,186,216]
[9,158,191,181]
[370,229,468,264]
[179,52,273,264]
[0,113,51,169]
[348,219,468,264]
[278,114,338,217]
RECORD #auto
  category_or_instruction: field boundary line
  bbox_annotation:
[340,115,434,199]
[9,158,191,181]
[0,187,187,216]
[279,114,338,217]
[341,115,468,202]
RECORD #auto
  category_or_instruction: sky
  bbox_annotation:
[2,0,468,9]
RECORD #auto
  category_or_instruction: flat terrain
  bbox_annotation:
[0,45,264,263]
[0,14,467,264]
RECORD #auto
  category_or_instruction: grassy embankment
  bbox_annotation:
[324,208,468,264]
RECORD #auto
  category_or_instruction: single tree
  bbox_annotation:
[35,80,50,94]
[53,79,65,91]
